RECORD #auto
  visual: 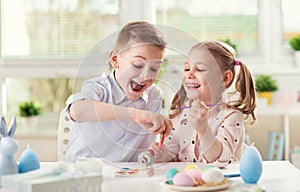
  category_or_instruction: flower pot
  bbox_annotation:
[258,92,274,106]
[20,116,38,131]
[294,51,300,67]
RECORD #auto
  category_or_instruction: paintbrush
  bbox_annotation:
[173,103,225,109]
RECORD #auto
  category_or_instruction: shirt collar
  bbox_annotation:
[108,71,149,104]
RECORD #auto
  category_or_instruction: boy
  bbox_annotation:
[63,21,172,162]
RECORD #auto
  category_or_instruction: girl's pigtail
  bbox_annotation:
[233,61,257,125]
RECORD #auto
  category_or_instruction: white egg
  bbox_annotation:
[202,168,224,183]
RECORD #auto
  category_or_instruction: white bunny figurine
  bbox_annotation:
[0,116,18,176]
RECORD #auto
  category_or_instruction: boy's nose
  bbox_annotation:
[140,68,151,80]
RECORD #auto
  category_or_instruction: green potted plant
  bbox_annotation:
[18,100,42,130]
[289,35,300,67]
[19,100,41,117]
[255,75,278,105]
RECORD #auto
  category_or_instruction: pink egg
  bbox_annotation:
[173,172,195,186]
[186,169,204,185]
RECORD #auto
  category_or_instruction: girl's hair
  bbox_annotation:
[114,21,167,52]
[169,41,257,125]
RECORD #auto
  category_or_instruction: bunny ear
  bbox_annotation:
[8,117,17,136]
[0,117,8,137]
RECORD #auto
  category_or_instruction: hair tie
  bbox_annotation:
[234,60,240,66]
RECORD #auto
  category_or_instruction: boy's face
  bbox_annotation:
[110,45,164,100]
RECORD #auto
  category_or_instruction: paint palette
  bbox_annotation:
[115,166,154,177]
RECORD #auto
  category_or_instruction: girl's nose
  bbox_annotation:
[187,70,194,79]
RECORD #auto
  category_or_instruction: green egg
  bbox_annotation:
[166,168,178,179]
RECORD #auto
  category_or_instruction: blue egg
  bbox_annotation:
[239,145,263,184]
[18,146,40,173]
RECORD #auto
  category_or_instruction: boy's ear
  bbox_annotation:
[223,70,233,87]
[109,50,119,68]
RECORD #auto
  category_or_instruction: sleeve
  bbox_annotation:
[153,116,181,163]
[204,110,245,168]
[64,78,107,120]
[153,132,180,162]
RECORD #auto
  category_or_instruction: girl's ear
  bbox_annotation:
[223,70,234,87]
[109,50,119,68]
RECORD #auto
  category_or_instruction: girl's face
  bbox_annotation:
[183,47,225,104]
[111,45,164,100]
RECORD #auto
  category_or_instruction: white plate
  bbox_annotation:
[166,179,232,192]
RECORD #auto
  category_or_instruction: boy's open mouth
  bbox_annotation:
[131,80,145,91]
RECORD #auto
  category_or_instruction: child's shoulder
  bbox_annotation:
[83,72,112,85]
[222,106,244,119]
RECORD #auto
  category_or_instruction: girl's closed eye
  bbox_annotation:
[197,67,206,72]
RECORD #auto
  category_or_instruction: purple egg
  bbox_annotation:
[173,172,195,186]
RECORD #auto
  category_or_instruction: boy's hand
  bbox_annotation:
[133,110,172,136]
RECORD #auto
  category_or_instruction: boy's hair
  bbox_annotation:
[169,41,257,125]
[114,21,167,52]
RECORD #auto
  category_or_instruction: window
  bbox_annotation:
[282,0,300,41]
[1,0,120,57]
[0,0,299,130]
[155,0,258,53]
[0,0,121,124]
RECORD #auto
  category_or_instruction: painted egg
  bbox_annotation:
[166,168,178,179]
[202,168,224,183]
[173,172,195,186]
[186,169,204,185]
[184,164,199,172]
[165,168,178,184]
[240,145,263,184]
[202,165,218,172]
[18,145,40,173]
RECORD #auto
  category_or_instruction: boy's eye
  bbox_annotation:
[151,68,158,72]
[133,65,143,69]
[132,62,144,69]
[184,68,190,71]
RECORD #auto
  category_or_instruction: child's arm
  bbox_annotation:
[189,100,244,164]
[149,141,180,162]
[69,100,172,135]
[188,100,222,162]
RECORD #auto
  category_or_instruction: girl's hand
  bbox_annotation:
[188,100,209,135]
[149,142,162,157]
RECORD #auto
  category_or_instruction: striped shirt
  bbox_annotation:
[63,71,163,162]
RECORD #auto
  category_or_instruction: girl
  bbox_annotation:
[150,41,256,167]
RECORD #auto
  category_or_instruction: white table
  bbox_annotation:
[1,161,300,191]
[102,161,300,192]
